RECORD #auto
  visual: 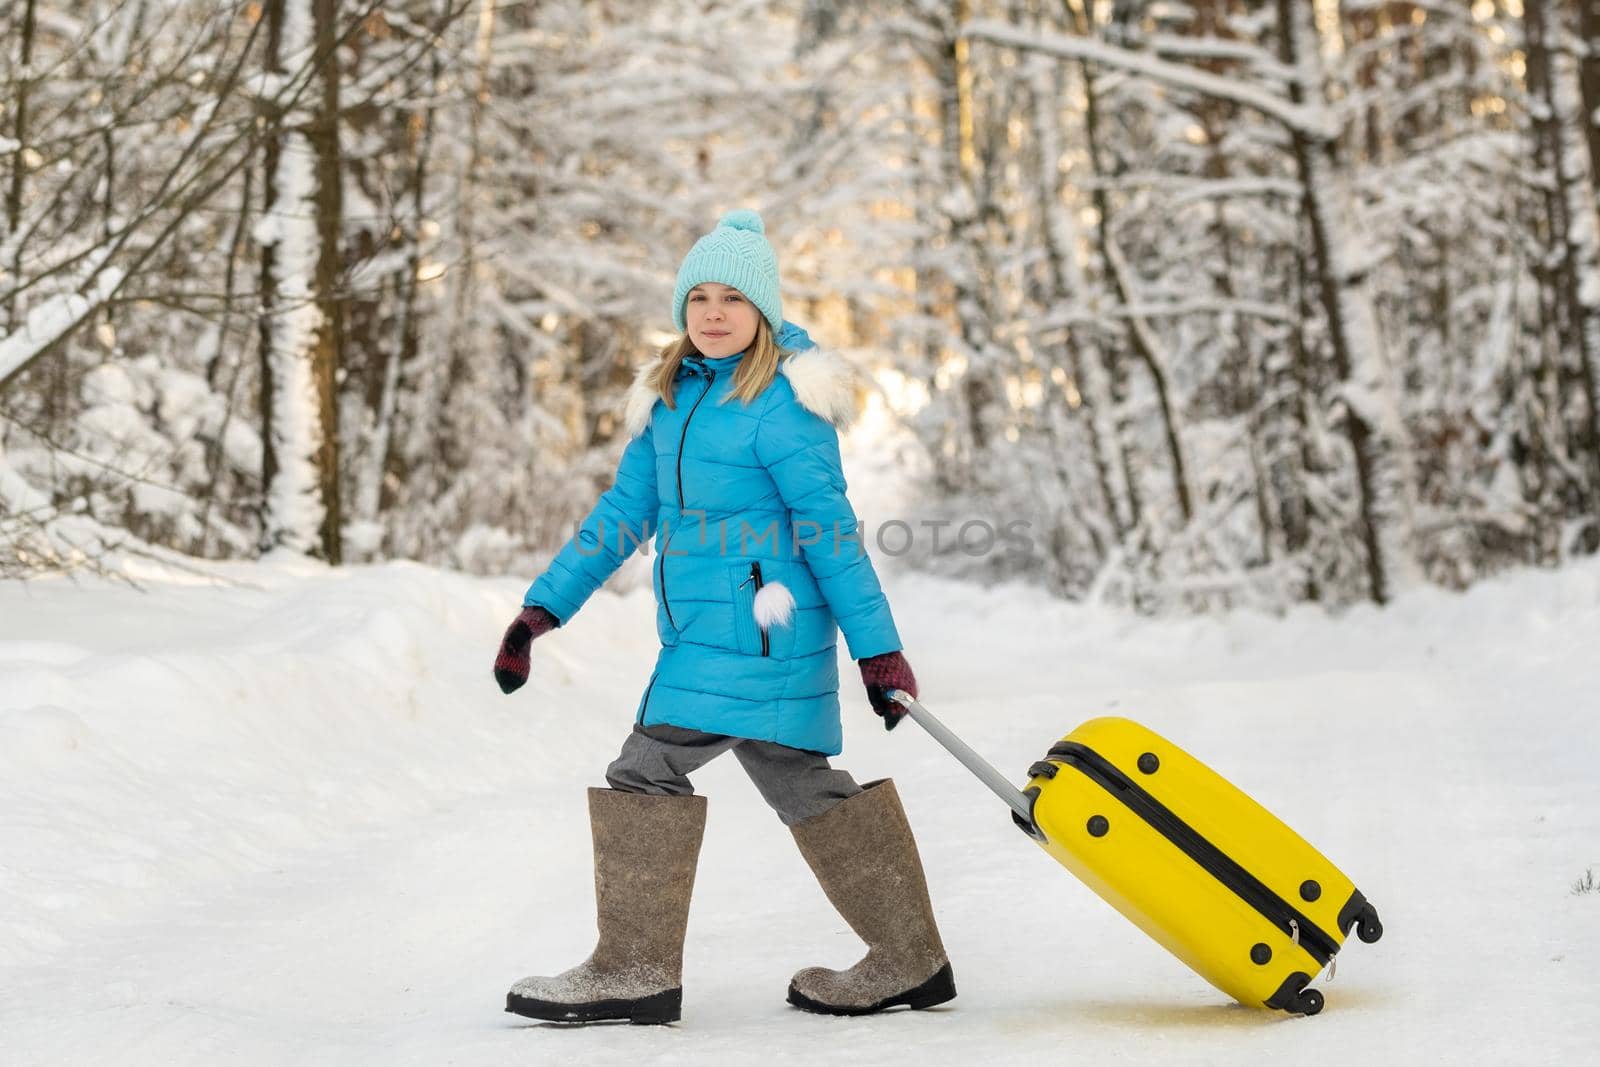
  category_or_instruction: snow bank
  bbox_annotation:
[0,558,658,966]
[2,554,1598,1064]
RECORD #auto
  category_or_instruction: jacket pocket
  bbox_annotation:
[729,561,769,656]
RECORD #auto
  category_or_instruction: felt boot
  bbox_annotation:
[787,779,955,1015]
[506,788,706,1025]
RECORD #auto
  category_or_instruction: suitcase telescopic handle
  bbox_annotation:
[888,690,1040,834]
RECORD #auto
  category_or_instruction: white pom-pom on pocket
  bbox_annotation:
[752,581,795,630]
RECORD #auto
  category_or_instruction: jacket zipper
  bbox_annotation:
[1047,741,1340,965]
[748,561,770,656]
[658,358,716,633]
[657,525,674,628]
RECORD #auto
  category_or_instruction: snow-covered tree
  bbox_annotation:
[5,0,1600,615]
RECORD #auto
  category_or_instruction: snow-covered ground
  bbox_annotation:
[2,551,1597,1066]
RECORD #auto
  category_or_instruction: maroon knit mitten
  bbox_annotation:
[858,650,918,731]
[494,605,560,694]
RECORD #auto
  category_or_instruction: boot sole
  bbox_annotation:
[786,962,956,1016]
[505,985,682,1025]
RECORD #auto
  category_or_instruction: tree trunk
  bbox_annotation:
[310,0,343,563]
[1573,0,1600,202]
[1277,0,1417,604]
[430,0,498,506]
[258,0,334,559]
[1070,0,1193,527]
[362,0,450,528]
[1069,0,1140,530]
[940,0,1004,473]
[1525,0,1600,534]
[1209,146,1278,567]
[198,168,257,556]
[1028,49,1128,545]
[1285,222,1320,595]
[1191,0,1282,566]
[3,0,36,333]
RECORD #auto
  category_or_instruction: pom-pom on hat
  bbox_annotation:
[672,209,782,335]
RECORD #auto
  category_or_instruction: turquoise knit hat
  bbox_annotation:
[672,209,782,335]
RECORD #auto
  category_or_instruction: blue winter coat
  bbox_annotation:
[523,325,902,755]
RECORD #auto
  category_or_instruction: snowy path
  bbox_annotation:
[2,559,1598,1065]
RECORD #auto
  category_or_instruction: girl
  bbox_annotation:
[492,210,954,1025]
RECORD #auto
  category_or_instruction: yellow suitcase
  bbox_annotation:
[890,695,1382,1015]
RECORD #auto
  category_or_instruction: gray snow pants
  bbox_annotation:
[605,723,862,826]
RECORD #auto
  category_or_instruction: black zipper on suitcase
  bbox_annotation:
[1046,741,1340,966]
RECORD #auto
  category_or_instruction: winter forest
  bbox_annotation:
[6,3,1600,1060]
[4,0,1600,613]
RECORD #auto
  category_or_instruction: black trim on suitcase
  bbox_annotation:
[1337,889,1384,944]
[1011,786,1046,841]
[1264,972,1324,1016]
[1045,741,1341,967]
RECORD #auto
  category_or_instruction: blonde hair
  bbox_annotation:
[647,317,787,410]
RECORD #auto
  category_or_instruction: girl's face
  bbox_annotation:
[685,282,760,357]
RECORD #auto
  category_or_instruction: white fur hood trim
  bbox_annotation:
[623,357,665,439]
[779,348,860,431]
[622,346,860,439]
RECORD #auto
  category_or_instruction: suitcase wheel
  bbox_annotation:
[1295,988,1325,1016]
[1266,972,1325,1016]
[1338,894,1385,945]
